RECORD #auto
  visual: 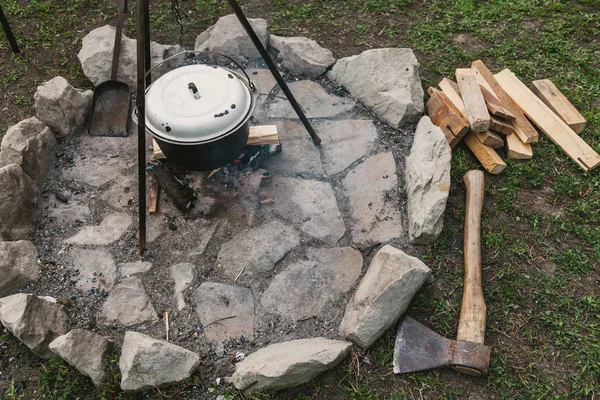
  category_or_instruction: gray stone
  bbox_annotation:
[0,117,57,186]
[230,337,352,393]
[69,248,117,292]
[343,152,402,245]
[78,25,182,88]
[171,263,196,311]
[263,120,324,175]
[49,329,111,387]
[0,164,42,241]
[62,133,138,187]
[120,261,152,276]
[267,80,355,119]
[192,282,255,343]
[119,331,200,392]
[0,241,39,297]
[328,48,424,127]
[316,119,377,175]
[217,220,300,280]
[339,245,431,348]
[259,176,345,246]
[187,221,220,257]
[194,14,268,63]
[101,173,137,209]
[47,202,91,225]
[269,35,335,77]
[64,213,132,245]
[102,277,159,326]
[247,68,279,95]
[0,294,70,359]
[405,116,452,244]
[261,247,362,320]
[34,77,92,137]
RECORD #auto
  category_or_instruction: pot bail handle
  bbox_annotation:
[188,82,201,99]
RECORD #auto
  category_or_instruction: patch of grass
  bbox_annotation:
[39,355,96,399]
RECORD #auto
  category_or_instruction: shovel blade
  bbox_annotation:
[89,80,131,137]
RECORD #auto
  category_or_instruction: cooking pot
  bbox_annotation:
[145,51,257,171]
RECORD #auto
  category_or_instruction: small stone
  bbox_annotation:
[230,337,352,393]
[0,294,70,359]
[64,212,132,245]
[0,117,57,186]
[269,35,335,77]
[119,261,152,276]
[0,241,39,297]
[0,164,42,241]
[171,263,196,311]
[217,220,300,280]
[328,48,424,127]
[34,77,92,137]
[69,248,117,292]
[339,245,432,348]
[188,221,220,257]
[102,277,159,326]
[192,282,255,343]
[119,331,200,392]
[55,193,69,203]
[405,116,452,244]
[49,329,111,387]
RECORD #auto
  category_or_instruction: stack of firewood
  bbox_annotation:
[427,59,600,173]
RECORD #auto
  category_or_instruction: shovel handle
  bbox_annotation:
[111,0,126,80]
[457,170,486,345]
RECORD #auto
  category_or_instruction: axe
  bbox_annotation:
[394,170,491,376]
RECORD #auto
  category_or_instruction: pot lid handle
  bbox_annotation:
[188,82,201,99]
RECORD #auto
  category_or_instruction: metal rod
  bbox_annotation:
[0,5,20,54]
[225,0,321,145]
[136,0,148,255]
[143,0,151,87]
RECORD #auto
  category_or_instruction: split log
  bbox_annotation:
[495,69,600,171]
[463,132,506,174]
[505,132,533,160]
[149,181,159,214]
[471,60,538,143]
[456,68,490,133]
[426,87,470,148]
[150,164,195,212]
[475,130,504,148]
[531,79,586,134]
[479,85,516,120]
[489,115,514,135]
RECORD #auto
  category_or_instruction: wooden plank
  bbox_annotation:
[531,79,586,134]
[505,131,533,159]
[475,130,504,148]
[480,85,516,120]
[489,115,514,135]
[439,78,466,114]
[471,60,538,143]
[426,87,470,148]
[456,68,490,133]
[149,181,159,214]
[247,125,279,146]
[463,131,507,174]
[153,139,166,160]
[495,69,600,171]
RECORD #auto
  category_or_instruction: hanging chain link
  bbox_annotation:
[170,0,185,48]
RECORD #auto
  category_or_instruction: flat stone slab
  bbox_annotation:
[47,202,91,225]
[259,176,345,246]
[217,220,300,280]
[102,277,159,326]
[119,261,152,276]
[120,331,200,392]
[261,247,362,320]
[339,245,431,348]
[342,152,402,245]
[101,173,137,209]
[171,263,196,311]
[69,248,117,292]
[267,80,355,119]
[230,337,352,393]
[62,134,137,187]
[187,221,220,257]
[64,212,132,245]
[49,329,110,387]
[263,120,324,175]
[192,282,255,343]
[316,119,377,175]
[247,68,279,95]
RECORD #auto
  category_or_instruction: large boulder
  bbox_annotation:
[269,35,335,76]
[119,331,200,392]
[230,337,352,393]
[78,25,182,88]
[49,329,111,387]
[327,48,424,127]
[0,117,57,186]
[34,77,93,138]
[0,241,39,297]
[195,14,268,63]
[0,164,42,241]
[339,245,431,348]
[405,116,452,244]
[0,294,70,359]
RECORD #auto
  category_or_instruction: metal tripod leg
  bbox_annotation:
[0,5,20,54]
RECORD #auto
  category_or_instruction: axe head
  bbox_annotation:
[393,316,491,376]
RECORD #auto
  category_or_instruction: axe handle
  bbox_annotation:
[457,170,486,345]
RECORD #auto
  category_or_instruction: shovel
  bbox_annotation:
[89,0,130,137]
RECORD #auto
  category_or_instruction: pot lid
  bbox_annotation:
[145,64,253,144]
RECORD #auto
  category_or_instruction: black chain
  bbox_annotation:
[170,0,185,48]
